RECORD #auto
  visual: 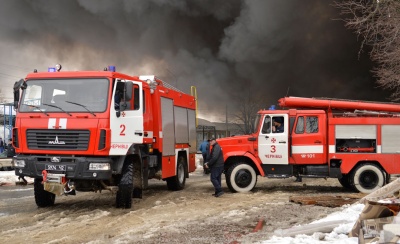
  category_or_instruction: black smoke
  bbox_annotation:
[0,0,391,121]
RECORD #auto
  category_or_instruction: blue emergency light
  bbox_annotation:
[108,66,116,72]
[269,105,276,110]
[48,67,56,72]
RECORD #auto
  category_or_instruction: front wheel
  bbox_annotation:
[351,163,385,193]
[116,161,133,208]
[34,178,55,207]
[226,163,257,193]
[166,157,186,191]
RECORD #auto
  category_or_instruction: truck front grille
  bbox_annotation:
[27,130,90,150]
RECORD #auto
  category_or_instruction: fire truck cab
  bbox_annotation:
[219,97,400,194]
[12,65,197,208]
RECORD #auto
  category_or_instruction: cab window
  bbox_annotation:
[295,116,318,134]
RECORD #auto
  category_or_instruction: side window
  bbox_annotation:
[295,116,319,134]
[133,85,140,110]
[295,116,304,134]
[272,116,284,133]
[306,116,319,133]
[261,116,271,134]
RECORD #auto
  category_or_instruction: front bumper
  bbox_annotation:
[14,155,113,180]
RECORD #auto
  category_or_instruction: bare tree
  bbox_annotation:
[335,0,400,99]
[231,88,266,135]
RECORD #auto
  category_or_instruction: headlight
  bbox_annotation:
[13,159,26,168]
[89,163,110,171]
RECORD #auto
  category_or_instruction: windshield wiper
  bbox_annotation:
[42,103,72,116]
[65,101,96,117]
[22,104,49,116]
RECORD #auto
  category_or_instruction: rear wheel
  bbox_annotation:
[338,174,353,190]
[226,163,257,193]
[116,161,133,208]
[34,178,55,207]
[166,157,186,191]
[351,163,385,193]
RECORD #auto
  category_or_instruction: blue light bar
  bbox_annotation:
[108,66,116,72]
[269,105,276,110]
[48,67,56,72]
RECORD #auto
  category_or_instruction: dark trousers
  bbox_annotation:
[202,153,207,164]
[210,166,224,193]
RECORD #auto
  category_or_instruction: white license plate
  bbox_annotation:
[45,164,66,171]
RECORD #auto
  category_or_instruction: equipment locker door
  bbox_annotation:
[258,114,289,165]
[110,79,144,155]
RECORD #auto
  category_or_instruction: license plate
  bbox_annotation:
[45,164,66,171]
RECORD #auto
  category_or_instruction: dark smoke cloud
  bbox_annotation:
[0,0,391,121]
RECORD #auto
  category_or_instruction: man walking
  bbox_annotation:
[204,138,224,197]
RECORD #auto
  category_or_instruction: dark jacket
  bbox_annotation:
[206,142,224,168]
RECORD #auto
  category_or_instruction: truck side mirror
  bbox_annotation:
[13,79,26,109]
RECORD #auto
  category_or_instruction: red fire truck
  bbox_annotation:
[219,96,400,194]
[12,65,197,208]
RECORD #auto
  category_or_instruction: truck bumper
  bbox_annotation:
[14,155,113,180]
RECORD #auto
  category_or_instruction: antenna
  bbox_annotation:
[285,87,290,97]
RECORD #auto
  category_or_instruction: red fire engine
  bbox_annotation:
[219,96,400,194]
[12,65,197,208]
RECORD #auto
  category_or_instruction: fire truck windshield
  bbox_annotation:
[19,78,109,113]
[252,114,262,134]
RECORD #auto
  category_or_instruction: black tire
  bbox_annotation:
[116,161,133,208]
[226,163,257,193]
[350,163,385,193]
[34,178,55,207]
[166,157,186,191]
[338,174,353,190]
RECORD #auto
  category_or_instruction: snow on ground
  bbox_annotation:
[264,204,363,243]
[0,168,363,243]
[0,170,34,185]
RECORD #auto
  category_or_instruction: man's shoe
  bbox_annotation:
[215,191,224,197]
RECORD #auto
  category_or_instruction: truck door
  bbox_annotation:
[110,79,144,155]
[258,114,289,165]
[290,112,326,164]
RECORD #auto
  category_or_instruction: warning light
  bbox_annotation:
[48,67,56,72]
[269,105,276,110]
[108,66,116,72]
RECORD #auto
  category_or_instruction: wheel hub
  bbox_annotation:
[359,170,378,189]
[235,169,251,188]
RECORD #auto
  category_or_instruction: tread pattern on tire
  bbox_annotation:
[116,162,133,208]
[166,157,186,191]
[34,178,55,207]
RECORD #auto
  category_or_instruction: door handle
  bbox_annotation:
[279,141,286,144]
[265,136,269,139]
[135,132,143,136]
[314,140,321,143]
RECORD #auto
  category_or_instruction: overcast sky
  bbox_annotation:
[0,0,392,121]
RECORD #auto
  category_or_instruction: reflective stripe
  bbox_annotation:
[292,145,323,154]
[329,145,335,153]
[59,118,67,129]
[48,118,56,129]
